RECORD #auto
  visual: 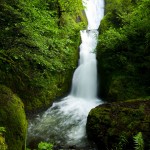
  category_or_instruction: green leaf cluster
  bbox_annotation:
[0,0,86,111]
[97,0,150,101]
[38,142,53,150]
[0,127,6,134]
[133,132,144,150]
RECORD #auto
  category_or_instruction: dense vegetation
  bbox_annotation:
[0,0,86,112]
[97,0,150,101]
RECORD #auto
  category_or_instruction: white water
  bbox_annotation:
[28,0,104,148]
[83,0,104,30]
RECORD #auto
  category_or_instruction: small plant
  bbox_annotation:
[0,127,6,134]
[133,132,144,150]
[116,134,128,150]
[38,142,53,150]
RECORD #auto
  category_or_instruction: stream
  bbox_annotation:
[27,0,104,149]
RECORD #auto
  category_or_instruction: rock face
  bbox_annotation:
[0,85,27,150]
[86,99,150,150]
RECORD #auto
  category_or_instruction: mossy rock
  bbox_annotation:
[86,99,150,150]
[0,85,27,150]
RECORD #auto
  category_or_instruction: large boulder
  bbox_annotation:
[0,85,27,150]
[86,99,150,150]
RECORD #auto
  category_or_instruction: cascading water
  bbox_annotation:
[27,0,104,148]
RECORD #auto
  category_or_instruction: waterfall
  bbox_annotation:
[27,0,104,148]
[70,30,98,99]
[71,0,104,99]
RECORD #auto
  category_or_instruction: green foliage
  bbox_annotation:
[38,142,53,150]
[100,0,135,32]
[118,135,128,150]
[133,132,144,150]
[115,134,128,150]
[58,0,83,14]
[0,127,6,134]
[0,0,86,112]
[97,0,150,101]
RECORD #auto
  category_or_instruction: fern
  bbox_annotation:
[38,142,53,150]
[116,134,128,150]
[133,132,144,150]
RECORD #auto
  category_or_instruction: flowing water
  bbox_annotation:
[27,0,104,149]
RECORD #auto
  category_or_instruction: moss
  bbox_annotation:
[86,99,150,150]
[0,85,27,150]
